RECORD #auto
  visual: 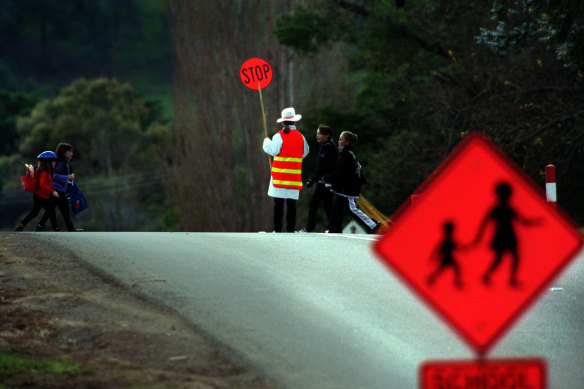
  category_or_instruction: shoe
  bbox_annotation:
[13,224,24,232]
[33,224,45,232]
[298,228,312,233]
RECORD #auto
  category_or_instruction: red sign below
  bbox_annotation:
[421,358,546,389]
[374,132,583,354]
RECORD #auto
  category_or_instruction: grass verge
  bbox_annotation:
[0,349,87,379]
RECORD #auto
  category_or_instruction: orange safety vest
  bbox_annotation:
[271,129,304,189]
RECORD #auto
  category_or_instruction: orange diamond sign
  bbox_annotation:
[374,132,583,354]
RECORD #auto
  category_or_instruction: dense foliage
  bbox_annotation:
[275,0,584,223]
[0,0,174,231]
[0,91,39,159]
[0,78,173,231]
[0,0,171,91]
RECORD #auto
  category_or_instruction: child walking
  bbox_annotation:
[427,221,464,288]
[35,143,77,231]
[324,131,381,233]
[299,124,337,232]
[14,151,60,231]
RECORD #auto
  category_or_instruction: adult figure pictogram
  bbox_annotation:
[473,182,541,288]
[427,221,463,288]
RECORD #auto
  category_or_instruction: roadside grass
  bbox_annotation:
[0,349,87,379]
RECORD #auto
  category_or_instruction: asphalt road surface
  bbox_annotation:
[35,232,584,388]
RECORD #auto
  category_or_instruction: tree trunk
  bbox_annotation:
[168,0,301,231]
[168,0,353,231]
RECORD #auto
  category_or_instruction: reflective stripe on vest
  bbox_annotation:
[271,130,304,189]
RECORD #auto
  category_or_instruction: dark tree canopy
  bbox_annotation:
[275,0,584,223]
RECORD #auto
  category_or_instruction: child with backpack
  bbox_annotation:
[14,151,60,231]
[34,143,79,231]
[324,131,382,234]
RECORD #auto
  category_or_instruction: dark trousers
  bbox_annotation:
[328,195,377,233]
[274,198,297,232]
[328,195,346,233]
[305,183,333,232]
[39,191,75,231]
[20,194,58,229]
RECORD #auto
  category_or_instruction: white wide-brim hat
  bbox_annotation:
[277,107,302,122]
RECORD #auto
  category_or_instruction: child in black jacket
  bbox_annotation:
[325,131,381,233]
[300,125,337,232]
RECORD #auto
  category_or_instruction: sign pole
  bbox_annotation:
[258,84,268,139]
[258,84,272,168]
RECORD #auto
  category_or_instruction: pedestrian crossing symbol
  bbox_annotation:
[374,132,583,354]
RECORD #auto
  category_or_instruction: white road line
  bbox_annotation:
[323,233,379,241]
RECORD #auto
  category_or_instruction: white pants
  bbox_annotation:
[347,197,377,230]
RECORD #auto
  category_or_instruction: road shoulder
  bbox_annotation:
[0,232,275,388]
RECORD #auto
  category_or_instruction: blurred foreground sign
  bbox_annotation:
[421,358,546,389]
[374,132,583,354]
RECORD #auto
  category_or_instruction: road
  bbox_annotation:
[35,232,584,388]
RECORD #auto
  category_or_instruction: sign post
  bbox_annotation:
[257,84,268,139]
[373,132,583,387]
[240,57,273,167]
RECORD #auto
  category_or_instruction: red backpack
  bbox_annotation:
[20,164,38,192]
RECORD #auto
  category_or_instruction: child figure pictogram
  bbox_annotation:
[473,182,542,288]
[427,221,464,289]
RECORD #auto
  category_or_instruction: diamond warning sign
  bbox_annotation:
[374,132,583,354]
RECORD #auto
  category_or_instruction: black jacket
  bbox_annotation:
[308,140,337,184]
[325,145,365,197]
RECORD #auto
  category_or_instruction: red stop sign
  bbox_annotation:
[240,58,272,90]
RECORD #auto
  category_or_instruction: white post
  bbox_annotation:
[545,164,557,208]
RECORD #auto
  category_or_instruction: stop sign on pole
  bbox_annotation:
[374,132,583,354]
[240,57,273,167]
[240,57,272,90]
